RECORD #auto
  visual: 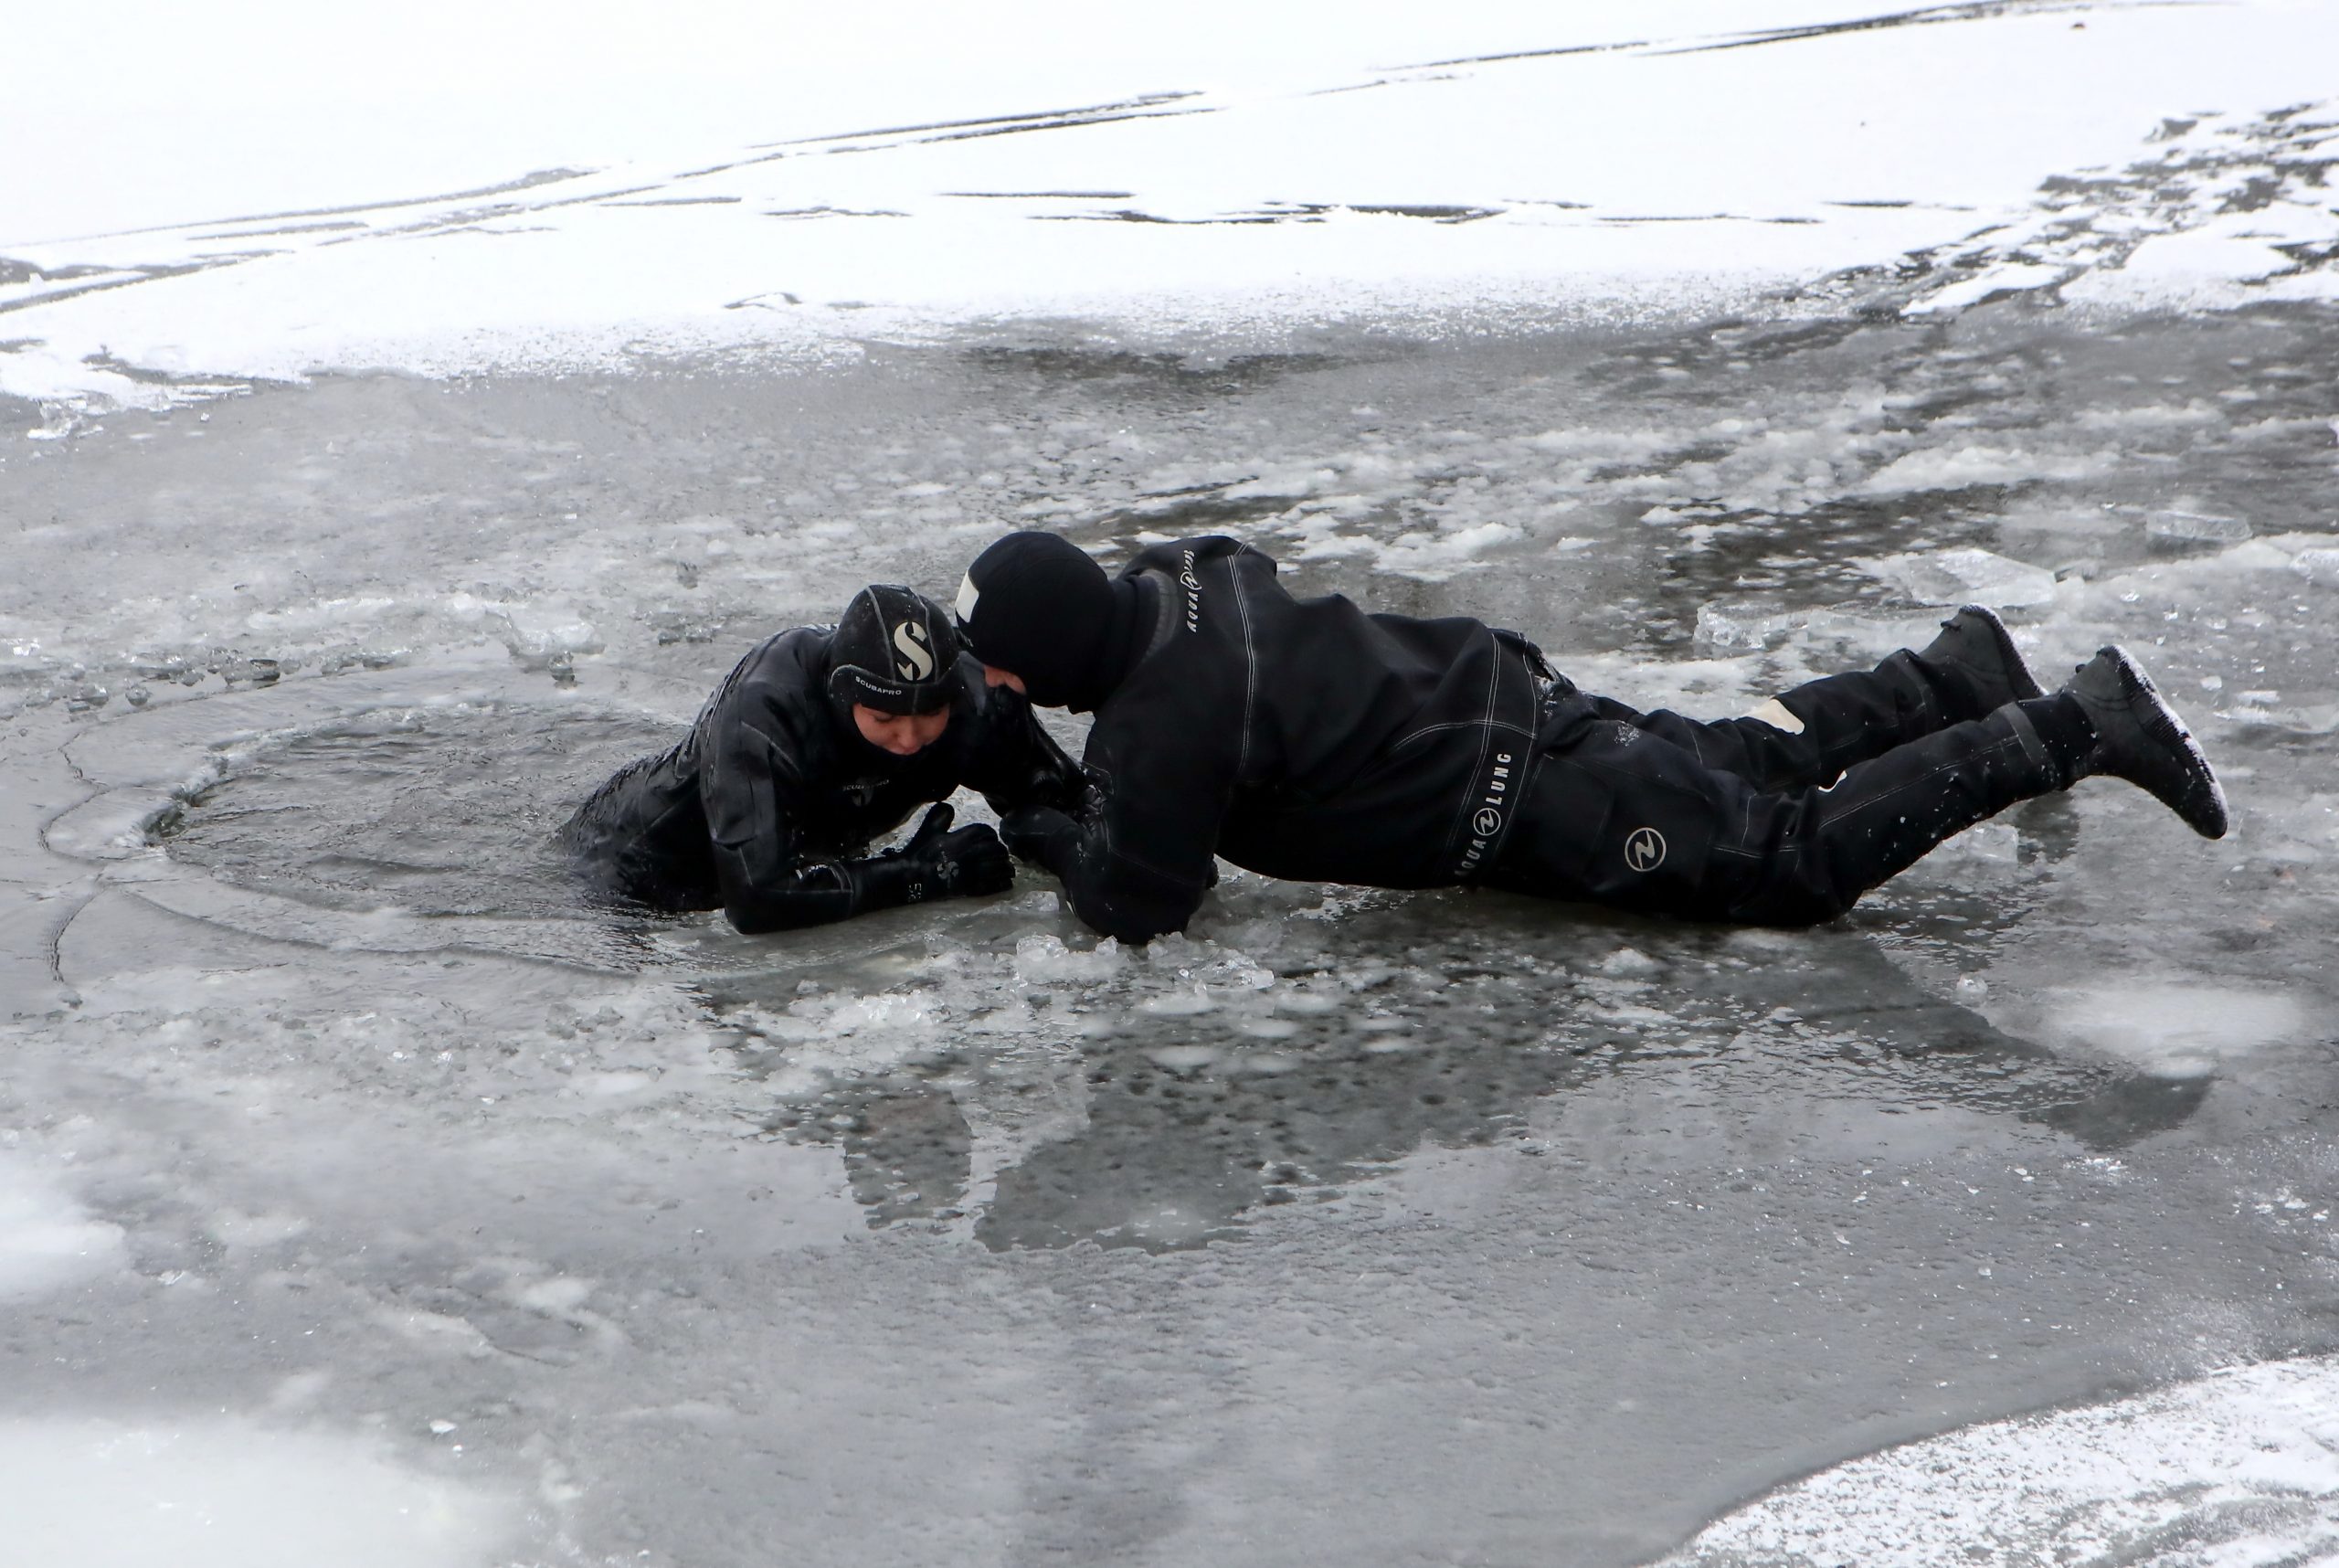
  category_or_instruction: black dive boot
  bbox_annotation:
[1915,605,2045,720]
[2064,647,2228,839]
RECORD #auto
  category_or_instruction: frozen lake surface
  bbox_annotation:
[5,3,2339,1563]
[6,296,2338,1566]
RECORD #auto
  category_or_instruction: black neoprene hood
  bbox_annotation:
[954,531,1126,710]
[825,585,964,715]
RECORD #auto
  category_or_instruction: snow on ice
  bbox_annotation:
[5,2,2339,414]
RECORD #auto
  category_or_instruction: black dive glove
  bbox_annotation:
[848,803,1013,910]
[999,804,1082,879]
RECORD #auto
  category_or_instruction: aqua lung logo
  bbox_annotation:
[892,620,935,680]
[1455,752,1515,877]
[1180,550,1201,632]
[1625,826,1667,873]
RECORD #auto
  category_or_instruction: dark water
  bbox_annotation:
[159,703,673,919]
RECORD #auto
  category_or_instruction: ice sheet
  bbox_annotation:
[5,11,2339,1563]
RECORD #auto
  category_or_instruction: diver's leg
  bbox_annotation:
[1607,606,2045,791]
[556,745,721,909]
[1487,693,2081,926]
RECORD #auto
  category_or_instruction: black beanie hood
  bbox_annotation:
[955,532,1144,712]
[825,584,965,716]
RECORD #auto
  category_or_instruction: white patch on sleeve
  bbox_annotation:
[955,574,980,622]
[1748,698,1805,734]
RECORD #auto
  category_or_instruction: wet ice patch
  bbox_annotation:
[1656,1355,2339,1568]
[0,1415,523,1568]
[0,1151,126,1300]
[2028,983,2306,1078]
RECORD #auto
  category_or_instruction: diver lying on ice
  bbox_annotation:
[561,583,1082,932]
[952,530,2228,944]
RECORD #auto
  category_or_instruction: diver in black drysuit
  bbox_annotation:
[561,584,1082,933]
[952,532,2228,944]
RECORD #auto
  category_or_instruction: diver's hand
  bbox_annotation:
[999,804,1080,878]
[891,803,1013,900]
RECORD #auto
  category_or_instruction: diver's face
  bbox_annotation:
[852,704,949,757]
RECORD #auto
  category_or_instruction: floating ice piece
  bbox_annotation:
[1013,934,1125,985]
[2144,509,2253,546]
[2292,547,2339,585]
[1876,546,2057,609]
[2217,697,2339,736]
[1693,599,1807,652]
[1861,444,2107,496]
[1598,947,1663,978]
[1365,521,1521,582]
[813,991,940,1037]
[1137,988,1216,1017]
[494,607,603,671]
[1656,1354,2339,1568]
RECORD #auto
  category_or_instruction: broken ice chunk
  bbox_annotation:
[2292,547,2339,585]
[1013,934,1125,984]
[1694,599,1809,652]
[494,608,602,673]
[2217,694,2339,734]
[2144,509,2252,546]
[1877,547,2057,608]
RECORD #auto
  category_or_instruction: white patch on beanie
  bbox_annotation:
[955,574,980,622]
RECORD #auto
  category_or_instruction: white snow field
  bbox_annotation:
[5,4,2339,1566]
[6,0,2339,414]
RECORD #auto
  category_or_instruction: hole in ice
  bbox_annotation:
[159,702,673,922]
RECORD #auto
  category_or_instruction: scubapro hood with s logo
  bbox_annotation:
[825,584,965,715]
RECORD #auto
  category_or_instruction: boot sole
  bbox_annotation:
[2097,646,2229,840]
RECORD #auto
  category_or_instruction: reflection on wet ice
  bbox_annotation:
[723,886,2217,1252]
[129,681,2239,1250]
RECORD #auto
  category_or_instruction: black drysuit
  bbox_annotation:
[562,628,1080,931]
[1012,536,2066,941]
